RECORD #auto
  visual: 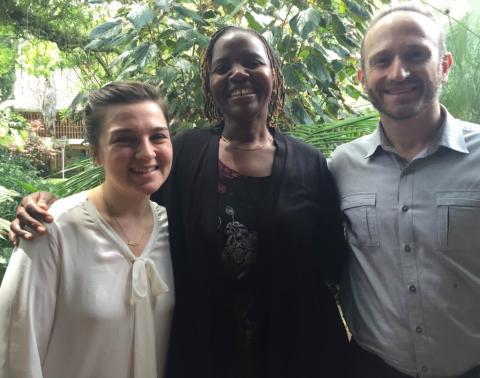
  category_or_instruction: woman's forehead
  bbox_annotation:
[211,30,268,61]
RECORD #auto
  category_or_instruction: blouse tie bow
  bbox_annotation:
[131,256,169,305]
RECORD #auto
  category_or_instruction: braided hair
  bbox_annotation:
[200,26,285,128]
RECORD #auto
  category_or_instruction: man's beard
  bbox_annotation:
[365,77,443,121]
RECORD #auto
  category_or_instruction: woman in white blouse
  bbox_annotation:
[0,81,175,378]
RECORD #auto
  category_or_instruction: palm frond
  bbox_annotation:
[53,158,104,197]
[287,112,379,156]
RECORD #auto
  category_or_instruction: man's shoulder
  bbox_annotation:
[452,118,480,151]
[457,119,480,134]
[331,132,377,160]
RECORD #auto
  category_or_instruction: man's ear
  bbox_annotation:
[357,67,365,88]
[441,52,453,82]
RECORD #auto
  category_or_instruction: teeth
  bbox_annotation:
[386,86,416,94]
[132,167,156,173]
[231,88,254,97]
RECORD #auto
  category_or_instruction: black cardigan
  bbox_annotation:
[153,126,349,378]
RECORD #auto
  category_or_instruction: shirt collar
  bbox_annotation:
[435,106,469,154]
[363,106,469,159]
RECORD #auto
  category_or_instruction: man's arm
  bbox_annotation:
[9,191,57,244]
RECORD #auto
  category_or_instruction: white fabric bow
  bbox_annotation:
[131,257,169,305]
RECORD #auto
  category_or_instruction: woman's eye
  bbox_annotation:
[151,133,168,142]
[213,64,229,74]
[245,60,262,69]
[113,136,135,144]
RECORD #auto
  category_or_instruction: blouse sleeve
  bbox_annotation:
[0,229,60,378]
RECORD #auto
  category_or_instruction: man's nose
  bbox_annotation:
[388,56,410,81]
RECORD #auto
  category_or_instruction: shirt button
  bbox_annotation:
[404,244,411,252]
[421,366,428,373]
[409,285,416,293]
[402,205,409,212]
[416,326,423,334]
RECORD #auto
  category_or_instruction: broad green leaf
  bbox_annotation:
[89,20,122,40]
[155,0,171,12]
[289,8,322,39]
[305,51,331,84]
[173,6,207,25]
[283,63,305,90]
[118,64,139,79]
[132,43,157,68]
[345,84,362,99]
[331,14,347,35]
[345,0,370,18]
[194,31,210,48]
[127,4,155,31]
[245,13,263,32]
[173,37,193,55]
[85,39,106,51]
[111,49,133,68]
[261,30,273,47]
[175,58,192,71]
[157,67,178,87]
[291,99,313,125]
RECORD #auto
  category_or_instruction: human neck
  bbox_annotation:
[92,184,151,217]
[380,103,444,161]
[222,117,270,143]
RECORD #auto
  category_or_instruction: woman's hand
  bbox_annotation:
[9,191,57,245]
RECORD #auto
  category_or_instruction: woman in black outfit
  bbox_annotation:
[157,26,349,378]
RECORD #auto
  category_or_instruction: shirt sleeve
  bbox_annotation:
[0,230,60,378]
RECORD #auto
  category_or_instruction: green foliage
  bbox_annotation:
[0,25,18,100]
[0,108,29,150]
[441,2,480,123]
[288,112,378,156]
[54,157,104,197]
[0,147,56,281]
[80,0,384,129]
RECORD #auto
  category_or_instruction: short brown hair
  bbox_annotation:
[84,81,168,155]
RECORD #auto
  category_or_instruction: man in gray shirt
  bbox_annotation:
[329,3,480,378]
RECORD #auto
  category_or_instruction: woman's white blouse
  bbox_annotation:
[0,192,175,378]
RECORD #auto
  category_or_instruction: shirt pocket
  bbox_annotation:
[436,191,480,253]
[341,192,379,247]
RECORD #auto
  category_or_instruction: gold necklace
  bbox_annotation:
[102,192,146,247]
[220,134,273,151]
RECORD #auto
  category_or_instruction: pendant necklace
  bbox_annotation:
[221,134,273,151]
[102,192,146,247]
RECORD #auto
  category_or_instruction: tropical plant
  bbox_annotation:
[441,0,480,123]
[0,25,18,100]
[0,108,30,150]
[80,0,384,129]
[0,146,57,282]
[288,112,378,156]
